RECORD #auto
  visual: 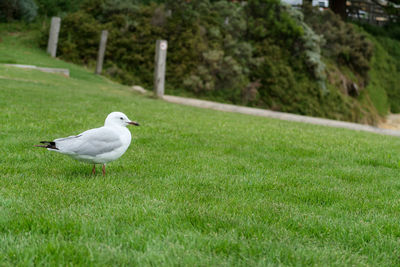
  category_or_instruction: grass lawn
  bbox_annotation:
[1,24,400,266]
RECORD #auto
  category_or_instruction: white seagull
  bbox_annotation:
[35,112,139,175]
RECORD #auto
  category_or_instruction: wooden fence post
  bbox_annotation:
[95,30,108,75]
[47,17,61,58]
[154,40,168,97]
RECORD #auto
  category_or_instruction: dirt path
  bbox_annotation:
[378,114,400,130]
[162,95,400,137]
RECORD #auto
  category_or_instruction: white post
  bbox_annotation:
[47,17,61,58]
[95,30,108,75]
[154,40,168,97]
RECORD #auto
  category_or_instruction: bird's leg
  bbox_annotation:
[91,164,96,175]
[102,164,106,176]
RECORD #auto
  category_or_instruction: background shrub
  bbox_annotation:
[0,0,37,22]
[37,0,400,124]
[303,5,373,80]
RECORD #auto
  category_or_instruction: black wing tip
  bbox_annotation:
[40,141,55,145]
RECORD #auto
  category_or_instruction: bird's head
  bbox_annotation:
[104,112,139,127]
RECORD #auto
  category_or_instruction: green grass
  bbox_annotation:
[374,36,400,113]
[363,39,390,116]
[358,28,400,115]
[2,25,400,266]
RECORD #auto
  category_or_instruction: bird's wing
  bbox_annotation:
[55,127,123,156]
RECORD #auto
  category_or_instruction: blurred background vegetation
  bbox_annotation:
[1,0,400,125]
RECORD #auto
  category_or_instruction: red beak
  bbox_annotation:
[128,121,140,126]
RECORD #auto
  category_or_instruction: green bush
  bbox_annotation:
[34,0,82,17]
[56,11,102,65]
[0,0,37,22]
[366,36,400,114]
[303,5,373,79]
[42,0,391,123]
[358,22,400,40]
[357,23,400,112]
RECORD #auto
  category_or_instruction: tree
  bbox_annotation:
[329,0,347,19]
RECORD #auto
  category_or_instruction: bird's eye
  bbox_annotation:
[120,117,123,120]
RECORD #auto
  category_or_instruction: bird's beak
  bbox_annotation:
[128,121,140,126]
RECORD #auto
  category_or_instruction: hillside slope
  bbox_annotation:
[1,26,400,265]
[44,1,400,125]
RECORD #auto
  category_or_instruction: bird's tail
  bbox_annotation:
[34,141,58,150]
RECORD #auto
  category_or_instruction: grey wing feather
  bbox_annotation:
[54,135,82,142]
[55,127,123,156]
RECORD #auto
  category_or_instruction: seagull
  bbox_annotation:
[35,112,139,175]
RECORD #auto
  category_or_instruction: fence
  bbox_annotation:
[46,17,168,97]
